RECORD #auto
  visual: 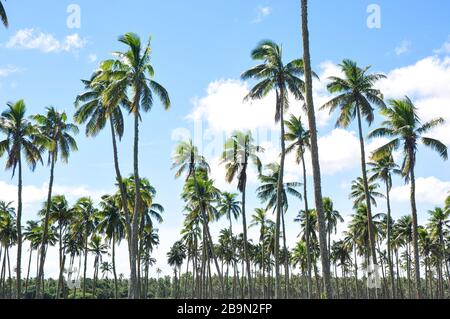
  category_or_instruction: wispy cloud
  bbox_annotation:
[252,6,272,23]
[0,65,23,77]
[5,28,86,53]
[434,36,450,54]
[395,40,411,56]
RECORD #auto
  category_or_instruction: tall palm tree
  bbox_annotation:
[300,0,333,298]
[172,139,225,296]
[33,107,78,298]
[284,114,313,297]
[242,40,305,298]
[369,153,400,298]
[321,60,386,277]
[370,96,448,298]
[0,100,43,298]
[0,0,8,28]
[102,33,170,298]
[74,67,134,296]
[221,131,262,298]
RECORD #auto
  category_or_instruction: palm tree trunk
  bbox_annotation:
[385,182,396,298]
[109,114,136,299]
[274,89,286,299]
[16,156,23,299]
[56,223,63,299]
[301,152,313,299]
[301,0,332,299]
[408,149,421,299]
[356,106,378,277]
[241,180,253,298]
[131,110,141,299]
[281,206,290,298]
[36,153,56,299]
[82,221,88,298]
[112,236,118,299]
[25,247,32,296]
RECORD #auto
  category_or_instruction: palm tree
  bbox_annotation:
[393,215,414,298]
[101,33,171,298]
[257,162,301,297]
[284,114,313,297]
[370,96,448,298]
[300,0,333,298]
[89,234,108,297]
[323,197,344,268]
[249,208,272,298]
[221,131,262,298]
[33,107,78,298]
[97,194,126,298]
[167,241,186,299]
[0,100,43,298]
[427,207,450,296]
[0,0,8,28]
[242,40,305,299]
[172,139,225,296]
[321,60,386,277]
[45,195,73,298]
[72,197,97,298]
[0,201,16,298]
[369,153,400,298]
[349,177,384,209]
[74,67,134,296]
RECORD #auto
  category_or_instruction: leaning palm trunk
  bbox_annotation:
[408,149,421,299]
[36,154,56,298]
[301,0,333,299]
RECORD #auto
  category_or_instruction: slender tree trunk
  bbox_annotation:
[16,156,23,299]
[385,182,396,298]
[281,206,290,298]
[241,175,253,298]
[25,247,32,296]
[36,154,56,299]
[301,0,332,299]
[274,90,286,299]
[131,110,141,299]
[356,106,378,277]
[109,117,135,299]
[112,237,118,299]
[82,218,88,298]
[408,149,421,299]
[301,152,312,299]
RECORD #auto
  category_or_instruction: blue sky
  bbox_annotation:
[0,0,449,276]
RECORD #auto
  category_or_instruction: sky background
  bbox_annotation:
[0,0,449,279]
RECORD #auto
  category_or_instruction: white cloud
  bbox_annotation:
[252,6,272,23]
[394,40,411,56]
[378,55,450,146]
[0,181,110,210]
[0,65,23,77]
[390,177,450,205]
[434,36,450,55]
[5,28,86,53]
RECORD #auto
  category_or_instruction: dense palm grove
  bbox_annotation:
[0,1,449,299]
